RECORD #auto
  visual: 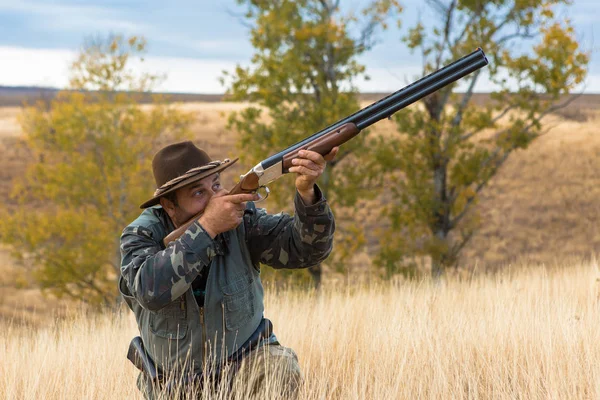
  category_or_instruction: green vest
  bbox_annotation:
[120,190,335,374]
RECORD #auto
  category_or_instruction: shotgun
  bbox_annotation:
[163,48,489,246]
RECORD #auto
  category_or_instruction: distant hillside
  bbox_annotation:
[0,86,224,107]
[0,86,58,106]
[2,85,599,112]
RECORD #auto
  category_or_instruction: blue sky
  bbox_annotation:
[0,0,598,93]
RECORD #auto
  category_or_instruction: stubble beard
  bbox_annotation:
[171,206,196,229]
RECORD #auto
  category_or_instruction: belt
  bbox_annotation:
[127,317,274,390]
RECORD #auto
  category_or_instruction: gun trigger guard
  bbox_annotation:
[255,186,270,202]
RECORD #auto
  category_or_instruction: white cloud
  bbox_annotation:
[1,46,598,94]
[145,31,251,59]
[0,46,75,88]
[0,46,237,93]
[137,57,238,94]
[42,16,146,33]
[580,73,600,94]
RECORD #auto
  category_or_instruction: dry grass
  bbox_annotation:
[0,107,22,139]
[463,111,600,267]
[2,260,600,399]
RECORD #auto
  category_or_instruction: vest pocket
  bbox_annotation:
[149,297,188,340]
[221,274,255,331]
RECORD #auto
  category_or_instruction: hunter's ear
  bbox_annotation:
[160,197,176,218]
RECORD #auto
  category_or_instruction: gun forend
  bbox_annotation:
[281,122,359,172]
[231,121,359,195]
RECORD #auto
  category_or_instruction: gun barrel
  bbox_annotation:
[357,50,488,129]
[260,48,488,169]
[353,48,487,128]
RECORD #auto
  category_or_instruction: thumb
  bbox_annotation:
[324,147,339,162]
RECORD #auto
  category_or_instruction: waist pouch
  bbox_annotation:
[127,318,274,390]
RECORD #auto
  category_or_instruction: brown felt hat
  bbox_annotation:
[140,141,237,208]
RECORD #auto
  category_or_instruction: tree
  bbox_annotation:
[0,35,193,305]
[373,0,588,278]
[224,0,401,287]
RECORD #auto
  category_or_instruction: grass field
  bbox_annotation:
[2,260,600,399]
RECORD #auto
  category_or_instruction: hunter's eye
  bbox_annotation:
[213,182,221,190]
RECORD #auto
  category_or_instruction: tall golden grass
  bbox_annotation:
[2,259,600,399]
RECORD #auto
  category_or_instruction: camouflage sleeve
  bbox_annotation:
[244,184,335,269]
[120,221,217,311]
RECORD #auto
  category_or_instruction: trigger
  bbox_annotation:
[255,186,270,202]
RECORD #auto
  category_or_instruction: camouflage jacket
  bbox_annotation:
[119,186,335,374]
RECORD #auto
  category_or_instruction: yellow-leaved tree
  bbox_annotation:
[224,0,402,288]
[372,0,589,278]
[0,35,192,305]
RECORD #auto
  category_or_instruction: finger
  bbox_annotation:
[291,158,321,171]
[226,193,260,204]
[298,149,326,165]
[288,166,320,177]
[323,146,339,162]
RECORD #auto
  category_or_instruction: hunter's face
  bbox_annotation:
[161,173,222,227]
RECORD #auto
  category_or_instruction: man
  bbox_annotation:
[119,141,337,398]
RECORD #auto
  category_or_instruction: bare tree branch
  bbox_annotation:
[450,229,474,261]
[434,0,457,70]
[452,12,478,45]
[450,69,481,127]
[329,148,353,168]
[354,0,394,52]
[488,93,583,144]
[449,149,510,229]
[460,103,518,141]
[425,0,450,18]
[497,31,536,45]
[306,67,322,103]
[224,5,253,30]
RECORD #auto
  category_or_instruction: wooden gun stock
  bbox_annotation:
[162,172,261,246]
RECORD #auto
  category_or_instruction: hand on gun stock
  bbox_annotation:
[200,148,336,237]
[289,147,339,204]
[198,191,260,239]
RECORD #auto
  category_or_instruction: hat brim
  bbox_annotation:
[139,158,239,209]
